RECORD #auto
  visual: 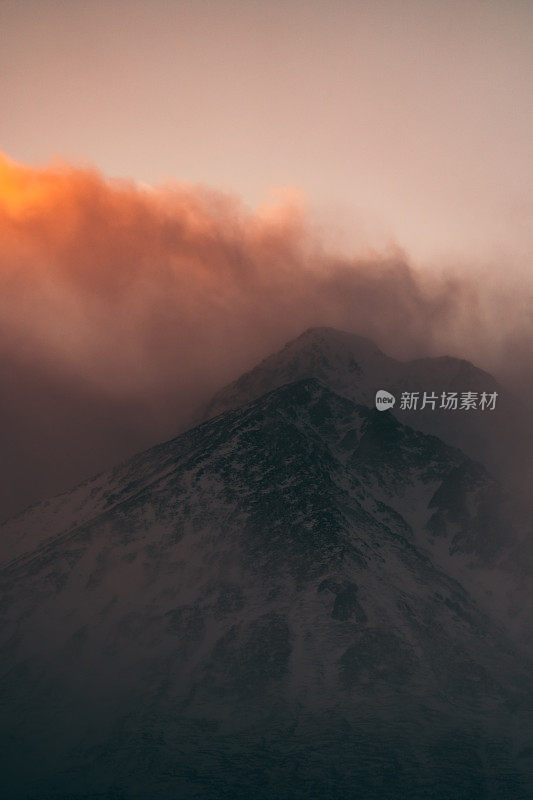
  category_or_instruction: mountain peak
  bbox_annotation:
[202,326,396,422]
[200,326,506,472]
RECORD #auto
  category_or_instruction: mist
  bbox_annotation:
[1,152,531,520]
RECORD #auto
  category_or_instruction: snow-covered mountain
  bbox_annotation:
[1,332,532,799]
[202,327,506,471]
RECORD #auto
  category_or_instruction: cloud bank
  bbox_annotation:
[0,153,531,519]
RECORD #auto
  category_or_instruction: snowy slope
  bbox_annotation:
[1,378,532,799]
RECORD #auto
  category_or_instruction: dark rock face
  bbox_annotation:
[1,352,532,797]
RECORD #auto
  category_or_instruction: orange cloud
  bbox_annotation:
[0,152,530,520]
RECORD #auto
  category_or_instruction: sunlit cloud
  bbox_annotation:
[0,152,531,519]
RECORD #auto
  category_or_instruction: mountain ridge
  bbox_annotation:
[201,326,506,474]
[202,326,499,418]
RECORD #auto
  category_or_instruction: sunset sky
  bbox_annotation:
[2,0,533,265]
[1,0,532,519]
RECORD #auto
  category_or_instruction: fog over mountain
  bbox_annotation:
[1,329,532,799]
[3,2,533,796]
[1,154,532,520]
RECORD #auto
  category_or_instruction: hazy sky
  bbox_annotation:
[1,0,532,519]
[2,0,533,265]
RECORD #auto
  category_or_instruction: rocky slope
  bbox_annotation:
[1,336,532,799]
